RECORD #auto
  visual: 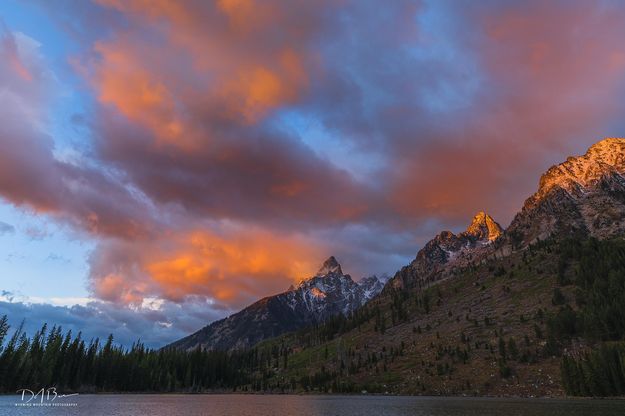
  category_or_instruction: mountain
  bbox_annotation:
[504,137,625,249]
[168,256,386,351]
[391,138,625,290]
[390,211,503,290]
[168,137,625,396]
[240,137,625,397]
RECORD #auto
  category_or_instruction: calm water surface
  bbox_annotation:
[0,394,624,416]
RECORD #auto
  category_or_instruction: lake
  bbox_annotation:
[1,394,624,415]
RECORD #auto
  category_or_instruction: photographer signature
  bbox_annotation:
[16,387,78,404]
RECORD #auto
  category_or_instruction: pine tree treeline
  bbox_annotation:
[549,237,625,342]
[554,237,625,396]
[0,316,264,393]
[561,343,625,396]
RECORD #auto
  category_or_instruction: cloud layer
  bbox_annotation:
[2,0,625,345]
[0,291,221,348]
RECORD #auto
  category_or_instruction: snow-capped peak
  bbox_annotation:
[357,275,387,300]
[286,257,385,317]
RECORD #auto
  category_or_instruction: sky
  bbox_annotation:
[1,0,625,347]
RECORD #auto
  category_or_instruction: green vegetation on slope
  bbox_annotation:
[249,237,625,396]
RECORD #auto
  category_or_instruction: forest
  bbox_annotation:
[553,238,625,396]
[0,316,261,392]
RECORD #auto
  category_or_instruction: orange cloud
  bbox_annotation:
[146,229,322,302]
[96,273,147,305]
[92,41,185,146]
[220,50,308,122]
[91,226,325,307]
[87,1,313,148]
[217,0,260,31]
[96,0,191,24]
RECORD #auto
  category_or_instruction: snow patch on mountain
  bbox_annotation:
[287,257,386,316]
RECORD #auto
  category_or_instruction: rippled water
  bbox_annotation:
[1,394,624,416]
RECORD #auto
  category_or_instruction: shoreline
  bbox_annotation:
[2,391,624,400]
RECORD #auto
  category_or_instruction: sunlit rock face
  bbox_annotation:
[465,211,503,241]
[389,212,503,290]
[167,257,387,351]
[506,138,625,247]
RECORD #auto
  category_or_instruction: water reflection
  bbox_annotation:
[0,394,623,416]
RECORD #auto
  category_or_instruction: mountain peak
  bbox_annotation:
[316,256,343,276]
[537,138,625,198]
[465,211,503,241]
[587,137,625,155]
[505,137,625,248]
[582,137,625,169]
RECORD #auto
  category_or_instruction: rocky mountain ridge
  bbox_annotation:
[169,137,625,353]
[393,137,625,290]
[168,257,386,351]
[245,138,625,397]
[504,137,625,248]
[390,211,503,290]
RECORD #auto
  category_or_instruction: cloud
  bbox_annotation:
[0,295,220,348]
[24,226,52,241]
[298,0,625,225]
[0,221,15,235]
[0,28,156,240]
[87,224,326,308]
[1,0,625,346]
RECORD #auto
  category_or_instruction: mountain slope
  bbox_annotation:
[255,236,625,396]
[168,257,386,351]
